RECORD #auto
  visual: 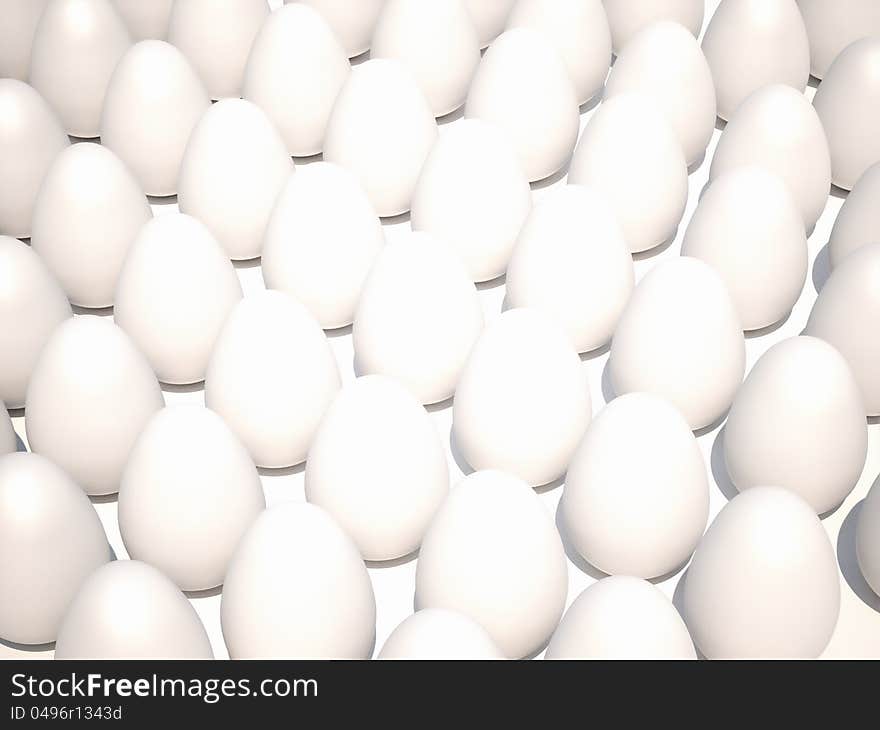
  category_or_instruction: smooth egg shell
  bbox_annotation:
[830,162,880,267]
[379,609,504,660]
[602,0,704,54]
[292,0,384,58]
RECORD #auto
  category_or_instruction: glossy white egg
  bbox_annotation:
[0,0,49,80]
[293,0,384,58]
[797,0,880,79]
[453,308,591,487]
[505,185,633,353]
[25,316,164,496]
[100,40,210,196]
[379,609,504,660]
[30,142,152,308]
[177,99,293,260]
[114,214,243,385]
[0,406,15,455]
[112,0,173,39]
[609,257,745,430]
[683,486,840,658]
[324,59,437,217]
[416,470,568,658]
[204,290,341,468]
[221,502,376,658]
[602,0,704,53]
[831,162,880,267]
[353,232,484,405]
[546,577,696,659]
[462,0,515,48]
[568,93,688,253]
[857,479,880,598]
[0,452,109,645]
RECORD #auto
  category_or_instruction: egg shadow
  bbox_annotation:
[579,89,604,115]
[380,211,411,226]
[437,105,464,126]
[161,381,205,394]
[0,637,55,655]
[366,549,419,570]
[146,193,177,207]
[89,492,118,505]
[553,496,608,581]
[291,151,323,166]
[599,360,616,405]
[829,183,849,200]
[477,273,506,291]
[687,150,707,176]
[579,341,611,362]
[14,432,26,453]
[632,228,678,260]
[424,396,453,413]
[325,323,352,339]
[671,570,708,660]
[744,312,791,339]
[232,257,261,270]
[709,427,738,502]
[837,496,880,614]
[812,241,832,294]
[448,429,474,478]
[693,410,728,439]
[185,585,223,600]
[72,304,113,318]
[531,163,570,191]
[714,117,727,132]
[257,462,305,478]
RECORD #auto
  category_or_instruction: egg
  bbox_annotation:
[462,0,516,48]
[324,59,437,217]
[806,242,880,416]
[371,0,479,118]
[114,214,243,385]
[167,0,268,100]
[262,163,384,329]
[415,470,568,658]
[683,486,840,658]
[563,393,709,579]
[0,79,68,238]
[305,375,449,561]
[242,3,350,157]
[0,453,110,645]
[701,0,810,121]
[506,0,612,106]
[681,167,808,331]
[0,406,15,455]
[29,0,131,138]
[813,37,880,191]
[453,308,591,487]
[25,316,164,496]
[465,28,579,182]
[709,84,831,230]
[30,143,152,308]
[118,405,265,592]
[609,257,745,430]
[353,233,484,405]
[602,0,704,53]
[0,0,49,79]
[177,99,293,260]
[568,93,688,253]
[379,609,504,660]
[410,119,531,282]
[54,560,213,658]
[292,0,384,58]
[100,40,210,196]
[505,185,633,354]
[112,0,173,39]
[724,337,867,515]
[831,162,880,267]
[546,577,697,659]
[797,0,880,79]
[605,20,715,166]
[204,291,341,468]
[857,478,880,598]
[221,502,376,658]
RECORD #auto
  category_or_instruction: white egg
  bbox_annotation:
[453,308,591,487]
[30,143,152,308]
[352,232,484,405]
[0,79,68,238]
[724,337,867,515]
[410,119,532,282]
[0,237,71,409]
[602,0,704,54]
[681,167,808,331]
[568,93,688,253]
[831,162,880,267]
[415,470,568,658]
[204,290,341,468]
[118,405,265,591]
[242,3,350,157]
[112,0,173,40]
[609,257,745,430]
[605,20,715,166]
[813,37,880,191]
[379,609,504,660]
[305,375,449,561]
[683,486,840,658]
[114,214,243,385]
[0,406,15,455]
[25,316,164,496]
[54,560,213,658]
[29,0,131,138]
[857,479,880,598]
[546,576,697,659]
[806,242,880,416]
[506,0,611,106]
[101,40,210,196]
[324,59,437,217]
[797,0,880,79]
[177,99,293,260]
[0,0,49,80]
[701,0,810,121]
[167,0,268,100]
[710,84,831,230]
[462,0,516,48]
[221,502,376,658]
[0,452,109,645]
[262,162,384,329]
[465,28,580,182]
[505,185,633,353]
[563,393,709,579]
[292,0,384,58]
